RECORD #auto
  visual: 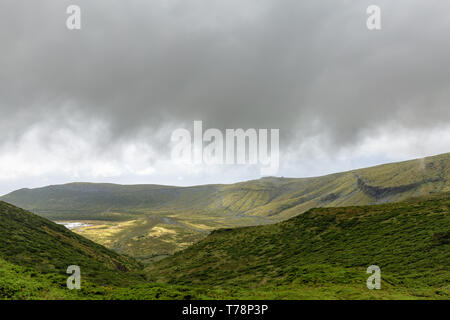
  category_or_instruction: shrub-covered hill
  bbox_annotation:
[146,194,450,299]
[0,201,217,299]
[0,197,448,300]
[0,201,141,286]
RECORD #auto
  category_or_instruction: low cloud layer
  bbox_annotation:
[1,0,450,194]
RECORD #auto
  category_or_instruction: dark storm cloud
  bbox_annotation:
[1,0,450,151]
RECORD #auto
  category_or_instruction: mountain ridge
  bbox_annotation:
[3,152,450,220]
[1,152,449,260]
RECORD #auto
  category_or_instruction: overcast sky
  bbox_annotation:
[1,0,450,195]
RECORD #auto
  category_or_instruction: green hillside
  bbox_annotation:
[2,152,450,261]
[0,201,142,285]
[146,194,450,299]
[0,201,217,299]
[0,201,144,283]
[0,200,141,299]
[0,195,448,299]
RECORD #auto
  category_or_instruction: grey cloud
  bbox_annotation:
[1,0,450,154]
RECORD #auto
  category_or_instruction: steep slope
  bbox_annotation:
[146,194,450,299]
[0,202,223,300]
[0,201,140,286]
[2,152,450,260]
[218,152,450,220]
[0,201,216,300]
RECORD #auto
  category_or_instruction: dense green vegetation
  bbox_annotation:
[1,153,449,260]
[0,201,141,286]
[0,192,449,299]
[147,194,450,299]
[0,256,219,300]
[0,201,213,299]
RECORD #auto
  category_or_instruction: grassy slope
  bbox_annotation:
[0,256,221,300]
[146,194,450,299]
[0,201,142,286]
[0,201,220,300]
[2,152,450,260]
[0,196,448,299]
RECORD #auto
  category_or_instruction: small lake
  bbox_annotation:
[55,221,93,230]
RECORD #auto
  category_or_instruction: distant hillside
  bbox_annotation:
[146,194,450,299]
[2,152,449,260]
[3,153,450,221]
